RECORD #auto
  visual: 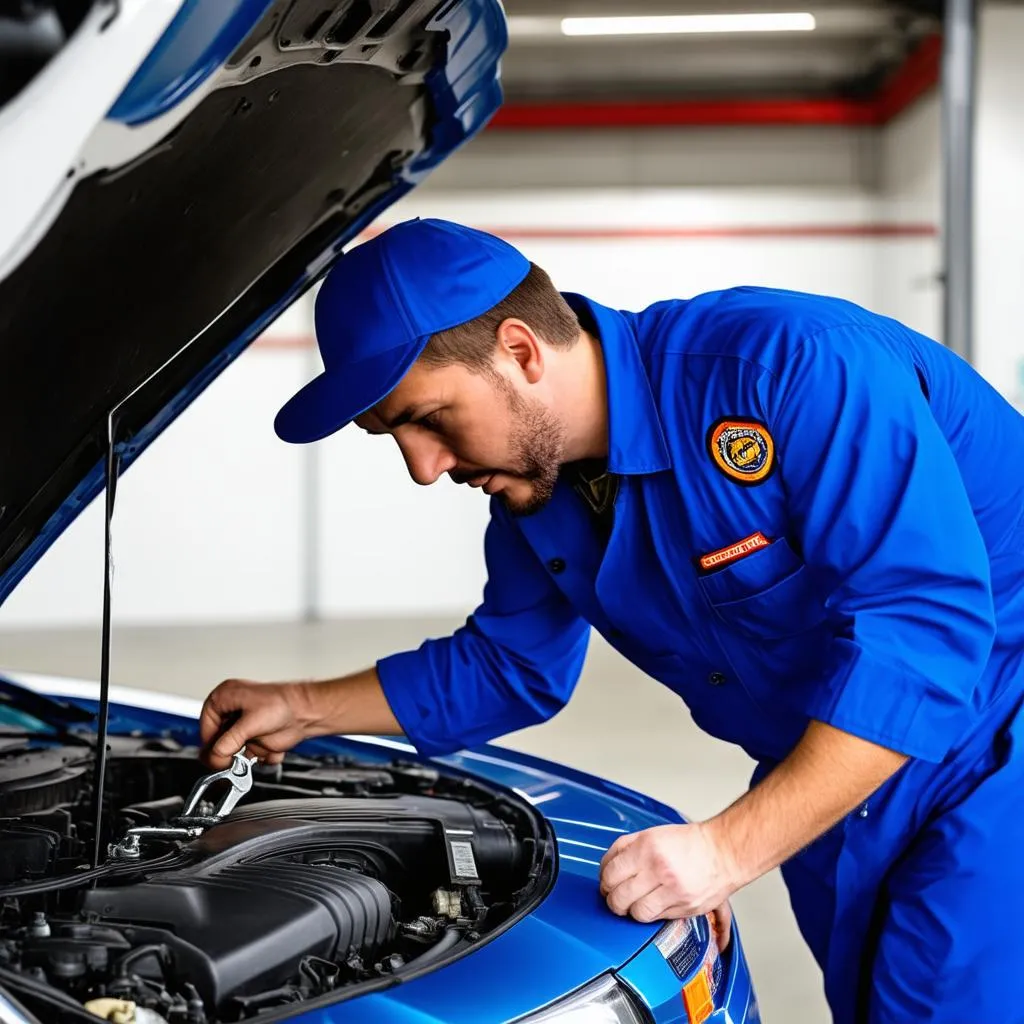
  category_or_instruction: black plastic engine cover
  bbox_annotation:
[82,795,519,1007]
[225,796,522,889]
[84,859,392,1007]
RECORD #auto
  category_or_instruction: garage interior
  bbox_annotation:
[3,2,1023,1021]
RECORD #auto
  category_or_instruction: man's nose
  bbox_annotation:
[398,434,456,486]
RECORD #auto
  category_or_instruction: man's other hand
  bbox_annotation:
[599,823,739,934]
[199,679,317,769]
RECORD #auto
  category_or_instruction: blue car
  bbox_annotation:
[0,2,759,1022]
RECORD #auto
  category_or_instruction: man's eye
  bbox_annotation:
[418,413,442,431]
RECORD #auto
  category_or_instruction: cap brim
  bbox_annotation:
[274,340,427,444]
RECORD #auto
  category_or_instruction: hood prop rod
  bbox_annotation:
[90,413,121,869]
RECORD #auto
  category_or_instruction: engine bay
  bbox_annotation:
[0,735,553,1023]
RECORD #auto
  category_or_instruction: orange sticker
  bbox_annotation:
[682,969,714,1023]
[698,531,770,571]
[707,419,775,485]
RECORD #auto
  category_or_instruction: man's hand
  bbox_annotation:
[200,680,319,769]
[599,823,740,933]
[199,669,403,770]
[597,721,908,944]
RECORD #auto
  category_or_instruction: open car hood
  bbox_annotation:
[0,0,507,605]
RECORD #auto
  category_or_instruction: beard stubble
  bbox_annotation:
[492,376,566,517]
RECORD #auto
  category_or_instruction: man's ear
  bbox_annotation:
[495,318,544,384]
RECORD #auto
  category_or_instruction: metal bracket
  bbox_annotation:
[108,826,206,861]
[108,751,258,860]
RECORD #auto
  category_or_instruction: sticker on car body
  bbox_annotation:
[654,916,723,1023]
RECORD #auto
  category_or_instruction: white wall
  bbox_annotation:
[11,90,1009,629]
[976,4,1024,406]
[315,425,492,618]
[423,124,879,192]
[876,92,942,340]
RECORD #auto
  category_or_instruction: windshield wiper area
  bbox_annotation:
[0,678,96,747]
[0,730,94,750]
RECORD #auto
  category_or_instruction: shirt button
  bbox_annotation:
[707,671,727,687]
[547,558,566,575]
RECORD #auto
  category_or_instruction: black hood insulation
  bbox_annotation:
[0,0,449,585]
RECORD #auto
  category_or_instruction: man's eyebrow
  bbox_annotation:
[384,406,418,429]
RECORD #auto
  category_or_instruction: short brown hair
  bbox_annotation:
[421,262,580,372]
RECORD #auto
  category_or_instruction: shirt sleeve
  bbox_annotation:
[375,500,591,757]
[765,324,996,762]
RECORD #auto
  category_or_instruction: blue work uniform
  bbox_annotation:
[378,286,1024,1023]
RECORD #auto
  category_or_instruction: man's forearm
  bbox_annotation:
[598,719,908,927]
[705,720,909,887]
[200,668,405,768]
[299,668,404,738]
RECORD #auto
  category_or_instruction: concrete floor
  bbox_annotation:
[1,619,831,1022]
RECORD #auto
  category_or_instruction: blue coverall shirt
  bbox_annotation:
[378,286,1024,1022]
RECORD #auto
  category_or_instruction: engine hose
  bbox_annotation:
[114,943,172,977]
[0,850,182,898]
[401,926,463,971]
[0,862,117,897]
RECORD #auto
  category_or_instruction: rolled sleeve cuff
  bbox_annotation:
[376,648,458,759]
[806,639,975,762]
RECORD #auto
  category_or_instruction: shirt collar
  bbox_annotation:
[562,292,671,476]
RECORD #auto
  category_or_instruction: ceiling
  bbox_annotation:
[498,1,944,105]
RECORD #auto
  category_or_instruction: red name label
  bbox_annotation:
[699,531,769,571]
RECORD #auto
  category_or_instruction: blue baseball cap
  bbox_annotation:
[274,218,531,444]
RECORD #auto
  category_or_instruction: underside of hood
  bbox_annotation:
[0,0,506,604]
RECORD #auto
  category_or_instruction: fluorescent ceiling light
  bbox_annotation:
[560,13,817,37]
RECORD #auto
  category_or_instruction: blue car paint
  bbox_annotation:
[107,0,277,125]
[47,690,757,1022]
[408,0,508,176]
[0,0,507,606]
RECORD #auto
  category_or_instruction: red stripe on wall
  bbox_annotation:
[489,97,881,130]
[873,34,943,125]
[488,34,943,131]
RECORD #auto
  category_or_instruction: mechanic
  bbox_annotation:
[200,218,1024,1023]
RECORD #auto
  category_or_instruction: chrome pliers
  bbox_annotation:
[180,750,259,820]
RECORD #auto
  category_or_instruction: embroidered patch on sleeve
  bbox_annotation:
[707,418,775,484]
[698,531,770,571]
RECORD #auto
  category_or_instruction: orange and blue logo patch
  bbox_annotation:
[707,418,775,485]
[698,531,770,571]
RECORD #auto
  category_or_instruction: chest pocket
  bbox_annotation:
[697,536,828,640]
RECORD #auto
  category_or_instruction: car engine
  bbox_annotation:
[0,736,553,1023]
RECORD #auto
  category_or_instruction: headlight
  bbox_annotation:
[518,974,650,1023]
